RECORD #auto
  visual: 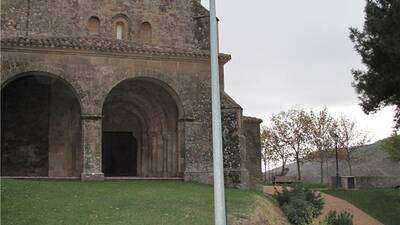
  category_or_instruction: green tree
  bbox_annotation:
[382,134,400,161]
[349,0,400,130]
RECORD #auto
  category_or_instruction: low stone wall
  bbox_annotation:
[355,176,400,188]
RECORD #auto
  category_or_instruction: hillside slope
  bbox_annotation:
[268,140,400,184]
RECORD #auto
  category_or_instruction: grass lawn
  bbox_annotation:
[1,179,261,225]
[299,182,328,189]
[323,188,400,225]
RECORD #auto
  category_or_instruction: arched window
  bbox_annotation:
[113,15,129,40]
[116,22,125,40]
[139,22,152,44]
[88,16,100,34]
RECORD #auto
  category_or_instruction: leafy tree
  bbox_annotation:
[349,0,400,130]
[382,134,400,161]
[271,109,311,180]
[308,108,335,183]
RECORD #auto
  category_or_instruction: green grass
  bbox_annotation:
[323,188,400,225]
[1,179,260,225]
[298,182,328,189]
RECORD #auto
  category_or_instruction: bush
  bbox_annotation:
[321,210,353,225]
[282,197,314,225]
[274,184,324,225]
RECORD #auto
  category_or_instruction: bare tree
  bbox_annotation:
[308,108,335,183]
[333,116,370,175]
[262,126,291,177]
[261,129,278,182]
[271,108,311,180]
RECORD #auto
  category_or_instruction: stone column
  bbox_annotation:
[242,116,263,190]
[81,114,104,180]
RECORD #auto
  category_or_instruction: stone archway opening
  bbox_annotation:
[1,74,82,177]
[102,78,183,178]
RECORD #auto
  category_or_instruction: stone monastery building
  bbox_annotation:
[1,0,262,188]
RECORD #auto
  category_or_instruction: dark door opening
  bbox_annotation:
[102,132,137,177]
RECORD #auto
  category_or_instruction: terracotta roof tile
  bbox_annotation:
[1,37,231,61]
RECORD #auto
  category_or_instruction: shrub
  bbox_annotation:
[322,210,353,225]
[274,184,324,225]
[282,197,314,225]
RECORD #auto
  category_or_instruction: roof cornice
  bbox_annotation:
[1,37,231,63]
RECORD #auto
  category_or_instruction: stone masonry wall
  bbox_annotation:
[243,117,263,190]
[1,50,215,183]
[1,0,210,50]
[1,76,50,176]
[1,76,82,177]
[0,0,262,188]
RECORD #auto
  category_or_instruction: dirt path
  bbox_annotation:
[263,186,383,225]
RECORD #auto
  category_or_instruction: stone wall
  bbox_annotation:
[0,0,263,188]
[1,49,215,182]
[48,79,82,177]
[1,76,50,176]
[1,76,82,177]
[0,48,262,187]
[355,176,400,189]
[1,0,210,50]
[243,117,263,190]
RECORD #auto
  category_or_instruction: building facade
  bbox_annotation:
[0,0,262,188]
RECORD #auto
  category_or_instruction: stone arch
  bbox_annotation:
[1,68,86,113]
[101,77,184,177]
[1,71,83,111]
[1,72,83,177]
[101,76,185,120]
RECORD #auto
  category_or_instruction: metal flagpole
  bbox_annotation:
[209,0,227,225]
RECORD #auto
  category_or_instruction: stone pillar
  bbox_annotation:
[81,114,104,180]
[242,116,263,190]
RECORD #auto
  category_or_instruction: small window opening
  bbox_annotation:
[88,16,100,34]
[139,22,152,44]
[116,22,124,40]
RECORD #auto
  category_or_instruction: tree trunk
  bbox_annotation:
[320,160,324,184]
[346,151,353,176]
[348,160,353,176]
[280,158,286,176]
[264,159,268,183]
[296,153,301,181]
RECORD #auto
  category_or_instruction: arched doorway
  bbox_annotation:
[102,78,183,177]
[1,73,82,177]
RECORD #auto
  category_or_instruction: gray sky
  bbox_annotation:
[202,0,395,142]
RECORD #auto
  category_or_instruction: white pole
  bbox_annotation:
[209,0,227,225]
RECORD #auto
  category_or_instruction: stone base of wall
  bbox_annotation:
[184,170,245,188]
[81,173,105,181]
[355,176,400,189]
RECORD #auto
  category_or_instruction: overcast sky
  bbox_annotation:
[201,0,395,142]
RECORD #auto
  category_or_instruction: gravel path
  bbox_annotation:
[263,186,383,225]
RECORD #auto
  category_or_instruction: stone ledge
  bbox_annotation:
[0,176,80,180]
[81,173,105,181]
[243,116,263,124]
[1,37,231,62]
